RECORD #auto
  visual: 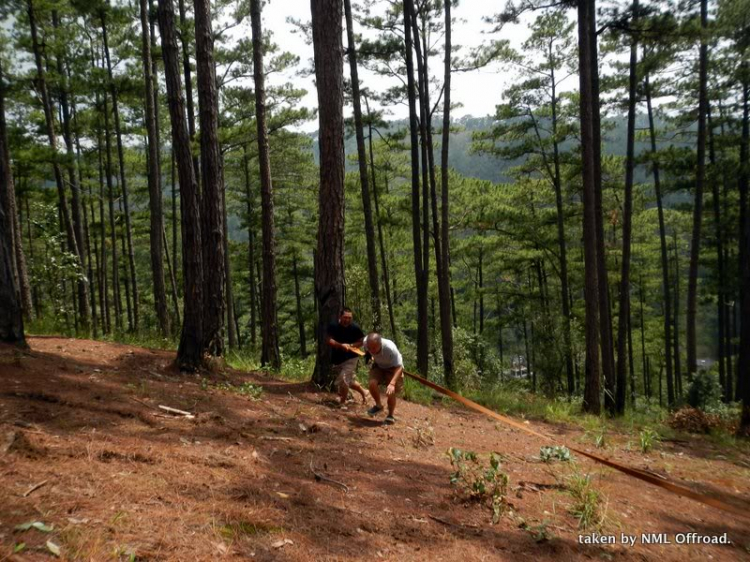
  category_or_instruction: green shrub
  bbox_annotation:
[447,448,509,523]
[567,471,606,531]
[687,371,723,411]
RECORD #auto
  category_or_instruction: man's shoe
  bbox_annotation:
[384,415,396,425]
[367,405,384,417]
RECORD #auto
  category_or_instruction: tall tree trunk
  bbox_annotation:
[0,60,25,346]
[403,0,428,375]
[438,0,455,389]
[344,0,381,331]
[364,95,398,341]
[293,253,307,356]
[578,0,601,415]
[588,1,615,415]
[161,226,181,324]
[686,0,708,379]
[707,106,727,399]
[645,70,674,407]
[410,9,430,376]
[95,93,111,334]
[171,149,179,289]
[26,0,82,316]
[243,146,257,347]
[52,10,90,332]
[615,0,639,415]
[176,0,201,189]
[673,234,682,397]
[194,0,225,357]
[0,62,33,323]
[311,0,345,388]
[549,43,573,396]
[158,0,203,370]
[102,9,139,331]
[251,0,281,369]
[224,203,237,349]
[738,71,750,434]
[141,0,170,337]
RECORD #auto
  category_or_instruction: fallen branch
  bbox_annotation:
[309,458,349,493]
[158,405,195,418]
[23,479,49,497]
[261,436,293,442]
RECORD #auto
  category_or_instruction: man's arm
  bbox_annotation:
[386,365,404,396]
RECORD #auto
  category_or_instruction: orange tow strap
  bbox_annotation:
[398,366,749,519]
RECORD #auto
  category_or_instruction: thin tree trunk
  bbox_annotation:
[102,86,122,330]
[95,93,111,334]
[171,149,179,288]
[194,0,226,356]
[251,0,280,369]
[0,60,25,346]
[178,0,201,189]
[141,0,170,337]
[0,62,33,323]
[738,70,750,434]
[645,70,674,407]
[403,0,428,375]
[578,0,601,414]
[293,253,307,356]
[344,0,381,331]
[615,0,639,415]
[673,234,682,398]
[243,146,257,347]
[439,0,455,389]
[102,8,138,331]
[311,0,345,388]
[162,226,181,324]
[158,0,203,370]
[27,0,82,317]
[686,0,709,380]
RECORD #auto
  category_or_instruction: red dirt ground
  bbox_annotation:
[1,337,749,561]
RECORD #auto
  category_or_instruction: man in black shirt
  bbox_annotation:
[326,308,367,405]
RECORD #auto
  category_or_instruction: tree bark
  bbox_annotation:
[644,70,674,406]
[0,60,25,346]
[102,8,138,331]
[243,146,257,347]
[311,0,345,388]
[293,253,307,356]
[251,0,281,369]
[686,0,708,380]
[344,0,381,331]
[403,0,428,376]
[158,0,203,370]
[738,71,750,434]
[194,0,226,357]
[438,0,455,389]
[178,0,201,191]
[141,0,170,337]
[615,0,639,415]
[578,0,601,415]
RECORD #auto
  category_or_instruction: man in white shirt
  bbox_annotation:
[362,332,404,425]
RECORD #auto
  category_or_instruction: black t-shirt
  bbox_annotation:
[327,322,365,365]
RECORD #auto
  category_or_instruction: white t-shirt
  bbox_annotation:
[363,336,403,369]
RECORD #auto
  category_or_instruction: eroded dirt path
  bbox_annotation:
[1,337,749,561]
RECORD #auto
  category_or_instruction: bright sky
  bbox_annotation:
[254,0,536,131]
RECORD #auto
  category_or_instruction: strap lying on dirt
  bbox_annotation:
[399,366,749,519]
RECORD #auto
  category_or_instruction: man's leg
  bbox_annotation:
[369,378,382,407]
[338,381,350,404]
[387,392,397,417]
[350,380,367,403]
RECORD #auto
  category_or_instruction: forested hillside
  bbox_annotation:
[0,0,748,430]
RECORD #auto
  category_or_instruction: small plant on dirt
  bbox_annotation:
[200,377,209,391]
[519,519,554,543]
[539,446,571,463]
[566,471,606,531]
[447,448,509,524]
[217,382,263,400]
[412,426,435,449]
[639,427,660,453]
[594,433,606,449]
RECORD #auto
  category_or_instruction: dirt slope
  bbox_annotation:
[1,337,749,561]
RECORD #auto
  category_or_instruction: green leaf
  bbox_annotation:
[46,540,61,557]
[14,521,53,532]
[13,543,26,553]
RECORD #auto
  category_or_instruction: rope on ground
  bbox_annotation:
[401,368,750,519]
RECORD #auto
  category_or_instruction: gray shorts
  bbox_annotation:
[333,357,359,387]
